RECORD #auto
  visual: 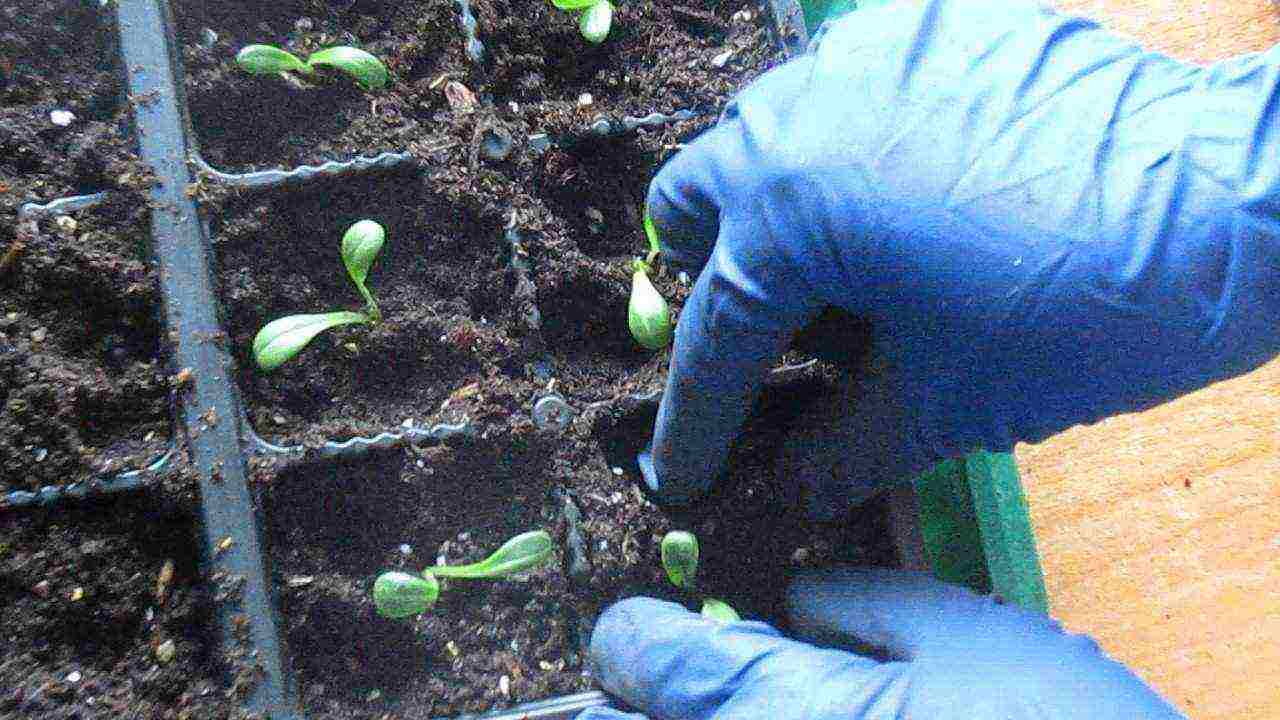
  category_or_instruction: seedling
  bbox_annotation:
[236,44,388,90]
[661,530,741,623]
[660,530,698,589]
[628,213,673,350]
[629,258,673,351]
[373,531,555,619]
[701,598,740,623]
[549,0,615,44]
[252,219,386,371]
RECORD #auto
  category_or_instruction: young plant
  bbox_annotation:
[549,0,615,44]
[373,531,555,619]
[701,598,741,623]
[661,530,741,623]
[236,44,388,90]
[628,213,673,350]
[252,219,386,371]
[660,530,698,589]
[629,258,673,351]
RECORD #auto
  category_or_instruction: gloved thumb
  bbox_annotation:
[786,567,1071,663]
[786,567,1185,718]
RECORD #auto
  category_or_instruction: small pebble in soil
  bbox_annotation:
[31,580,50,598]
[398,544,413,555]
[49,110,75,126]
[479,127,514,162]
[444,81,477,112]
[366,689,381,703]
[711,50,734,68]
[54,215,77,235]
[65,671,81,684]
[34,447,47,462]
[30,327,46,343]
[294,17,313,32]
[155,639,176,664]
[200,28,218,47]
[70,587,84,601]
[732,8,753,23]
[446,640,460,658]
[792,547,812,564]
[286,575,314,587]
[577,93,594,108]
[498,675,510,697]
[610,467,623,476]
[528,133,553,155]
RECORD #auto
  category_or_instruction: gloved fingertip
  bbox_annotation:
[589,597,690,666]
[636,445,705,509]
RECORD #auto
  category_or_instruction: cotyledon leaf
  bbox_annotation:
[341,219,385,317]
[253,311,369,371]
[306,46,388,90]
[235,45,309,75]
[373,571,439,619]
[550,0,602,10]
[701,598,741,623]
[660,531,699,589]
[579,1,614,44]
[428,530,554,579]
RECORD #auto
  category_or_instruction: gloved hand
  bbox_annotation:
[577,568,1184,720]
[640,0,1280,518]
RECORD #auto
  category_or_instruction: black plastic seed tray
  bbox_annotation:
[3,0,817,717]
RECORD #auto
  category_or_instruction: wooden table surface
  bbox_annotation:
[1020,5,1280,717]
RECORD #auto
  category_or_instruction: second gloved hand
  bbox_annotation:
[640,0,1280,517]
[578,568,1184,720]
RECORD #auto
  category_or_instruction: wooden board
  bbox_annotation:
[1021,5,1280,717]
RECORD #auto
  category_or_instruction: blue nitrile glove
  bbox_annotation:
[639,0,1280,517]
[576,568,1184,720]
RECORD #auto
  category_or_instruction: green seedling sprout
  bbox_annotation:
[660,531,742,622]
[373,531,555,619]
[252,219,386,371]
[629,258,673,351]
[430,530,554,579]
[629,213,673,350]
[342,219,385,322]
[549,0,615,44]
[373,571,439,619]
[701,598,740,623]
[660,530,698,589]
[236,44,388,90]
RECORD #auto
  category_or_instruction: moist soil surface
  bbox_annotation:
[3,1,903,719]
[1,2,171,495]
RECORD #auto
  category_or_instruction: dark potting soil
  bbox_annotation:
[1,1,172,493]
[254,374,899,719]
[0,199,172,495]
[0,480,233,720]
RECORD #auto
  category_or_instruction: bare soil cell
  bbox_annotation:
[0,200,172,495]
[2,1,903,719]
